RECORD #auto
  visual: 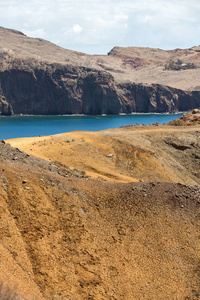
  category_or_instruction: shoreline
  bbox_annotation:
[0,112,185,118]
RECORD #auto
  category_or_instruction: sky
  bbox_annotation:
[0,0,200,55]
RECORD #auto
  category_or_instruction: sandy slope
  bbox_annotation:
[8,124,200,185]
[0,157,200,299]
[1,121,200,299]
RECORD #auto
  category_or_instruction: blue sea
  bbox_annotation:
[0,113,183,140]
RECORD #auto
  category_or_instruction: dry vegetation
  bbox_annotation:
[169,108,200,126]
[164,59,197,71]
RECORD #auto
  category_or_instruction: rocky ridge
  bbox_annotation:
[0,26,200,115]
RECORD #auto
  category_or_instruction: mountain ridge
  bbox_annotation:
[0,26,200,115]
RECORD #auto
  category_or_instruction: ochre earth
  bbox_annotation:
[0,119,199,299]
[0,159,200,300]
[8,124,200,185]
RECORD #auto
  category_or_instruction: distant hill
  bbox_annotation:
[0,26,200,115]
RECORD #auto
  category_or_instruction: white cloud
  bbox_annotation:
[0,0,200,54]
[72,24,83,34]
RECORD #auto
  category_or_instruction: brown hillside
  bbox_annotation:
[1,27,200,299]
[1,26,200,116]
[0,144,200,299]
[8,124,200,185]
[1,26,200,91]
[2,121,200,299]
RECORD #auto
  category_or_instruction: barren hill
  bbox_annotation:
[0,112,198,299]
[8,123,200,185]
[1,28,200,299]
[107,46,200,90]
[0,26,200,115]
[1,128,200,299]
[1,26,200,90]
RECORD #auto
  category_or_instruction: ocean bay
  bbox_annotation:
[0,113,183,140]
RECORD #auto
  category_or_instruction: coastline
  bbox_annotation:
[0,113,184,140]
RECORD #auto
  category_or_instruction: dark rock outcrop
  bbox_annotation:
[0,61,128,115]
[117,83,200,113]
[0,89,13,115]
[0,60,200,115]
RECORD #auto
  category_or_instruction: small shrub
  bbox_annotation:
[177,59,183,65]
[168,119,186,126]
[164,60,197,71]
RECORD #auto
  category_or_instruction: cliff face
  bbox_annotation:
[0,62,200,115]
[0,26,200,115]
[117,83,200,113]
[0,63,128,115]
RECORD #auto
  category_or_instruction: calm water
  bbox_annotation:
[0,113,183,140]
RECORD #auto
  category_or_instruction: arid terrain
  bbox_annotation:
[1,27,200,91]
[0,26,200,115]
[0,112,199,299]
[0,26,200,299]
[7,122,200,185]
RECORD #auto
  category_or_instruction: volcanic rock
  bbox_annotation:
[0,26,200,115]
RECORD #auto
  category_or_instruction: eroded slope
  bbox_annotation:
[0,154,200,299]
[1,115,200,299]
[8,124,200,185]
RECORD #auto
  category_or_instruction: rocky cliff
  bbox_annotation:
[117,83,200,113]
[0,61,128,115]
[0,26,200,115]
[1,59,200,115]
